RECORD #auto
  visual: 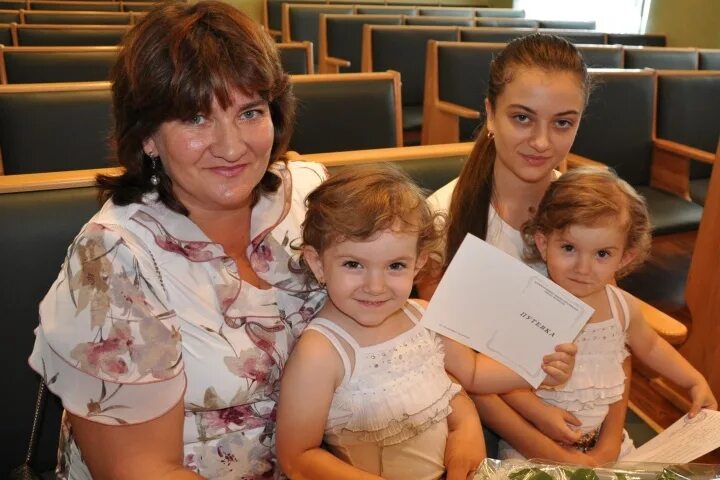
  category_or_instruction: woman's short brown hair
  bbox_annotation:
[98,0,294,214]
[522,167,652,279]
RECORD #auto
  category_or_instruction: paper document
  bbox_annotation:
[422,234,593,388]
[623,409,720,463]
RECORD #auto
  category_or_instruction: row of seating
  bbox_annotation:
[0,9,145,24]
[265,0,520,33]
[0,140,699,476]
[0,42,314,84]
[0,0,155,11]
[0,71,402,175]
[0,22,128,45]
[355,25,717,136]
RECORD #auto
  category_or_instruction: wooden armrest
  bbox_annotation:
[290,142,474,167]
[325,56,351,68]
[654,138,715,165]
[268,28,282,38]
[565,153,608,170]
[0,167,123,193]
[436,100,480,119]
[638,298,687,346]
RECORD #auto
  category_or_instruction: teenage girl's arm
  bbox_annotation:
[441,335,577,394]
[276,331,382,480]
[584,357,632,465]
[444,390,486,480]
[472,394,597,465]
[500,390,583,445]
[623,291,717,416]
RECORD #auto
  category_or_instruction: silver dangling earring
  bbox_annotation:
[149,154,160,187]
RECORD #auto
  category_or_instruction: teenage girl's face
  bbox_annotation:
[304,230,426,329]
[535,221,636,300]
[486,67,585,184]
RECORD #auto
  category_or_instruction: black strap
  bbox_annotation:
[9,382,46,480]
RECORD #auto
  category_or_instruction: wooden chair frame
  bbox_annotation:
[19,9,133,24]
[26,0,122,11]
[623,45,699,70]
[281,3,353,43]
[361,24,460,72]
[0,44,118,83]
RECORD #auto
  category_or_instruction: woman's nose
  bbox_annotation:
[210,119,245,162]
[529,124,551,152]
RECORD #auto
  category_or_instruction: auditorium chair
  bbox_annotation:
[20,10,133,24]
[474,7,524,18]
[474,18,538,28]
[0,22,11,44]
[417,6,473,17]
[280,3,353,48]
[623,46,699,70]
[355,5,416,16]
[571,69,704,234]
[0,0,26,9]
[0,45,118,83]
[361,24,459,143]
[698,48,720,70]
[11,23,130,46]
[121,1,156,12]
[277,41,314,74]
[459,26,536,43]
[540,28,606,44]
[606,33,667,47]
[0,82,114,174]
[289,71,403,154]
[0,8,20,22]
[538,19,596,30]
[652,70,720,206]
[318,13,402,74]
[26,0,121,11]
[405,15,474,27]
[577,44,624,68]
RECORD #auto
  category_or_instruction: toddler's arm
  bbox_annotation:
[444,390,486,480]
[441,336,577,394]
[276,331,383,480]
[501,390,582,445]
[624,291,717,416]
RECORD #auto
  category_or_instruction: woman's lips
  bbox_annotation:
[209,164,247,177]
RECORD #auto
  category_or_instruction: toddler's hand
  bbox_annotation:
[540,342,577,387]
[533,403,583,445]
[689,379,718,417]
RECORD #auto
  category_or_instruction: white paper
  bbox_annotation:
[422,234,594,388]
[623,409,720,463]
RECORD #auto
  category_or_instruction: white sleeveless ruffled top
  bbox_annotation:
[305,301,460,480]
[537,284,631,433]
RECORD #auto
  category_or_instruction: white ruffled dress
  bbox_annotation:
[305,301,460,479]
[500,284,636,459]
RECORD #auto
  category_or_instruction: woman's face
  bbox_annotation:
[143,88,275,217]
[486,67,585,184]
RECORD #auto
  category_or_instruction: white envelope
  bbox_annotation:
[422,234,594,388]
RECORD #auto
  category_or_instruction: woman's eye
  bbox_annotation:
[513,114,530,123]
[189,114,206,125]
[342,261,361,269]
[241,109,263,120]
[556,119,574,129]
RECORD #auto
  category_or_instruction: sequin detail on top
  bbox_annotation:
[536,284,630,431]
[305,302,460,447]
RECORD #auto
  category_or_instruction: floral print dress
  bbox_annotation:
[28,161,327,479]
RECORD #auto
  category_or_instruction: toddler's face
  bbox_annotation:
[535,222,635,299]
[306,229,424,329]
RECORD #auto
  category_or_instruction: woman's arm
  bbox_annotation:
[624,292,717,416]
[501,390,582,445]
[472,394,595,465]
[444,391,486,480]
[585,357,631,465]
[276,331,382,480]
[68,399,203,480]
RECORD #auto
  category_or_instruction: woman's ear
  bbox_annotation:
[534,231,549,261]
[485,98,495,134]
[303,246,325,284]
[142,137,157,157]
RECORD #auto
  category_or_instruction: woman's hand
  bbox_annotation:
[540,342,577,387]
[689,379,718,417]
[533,403,583,445]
